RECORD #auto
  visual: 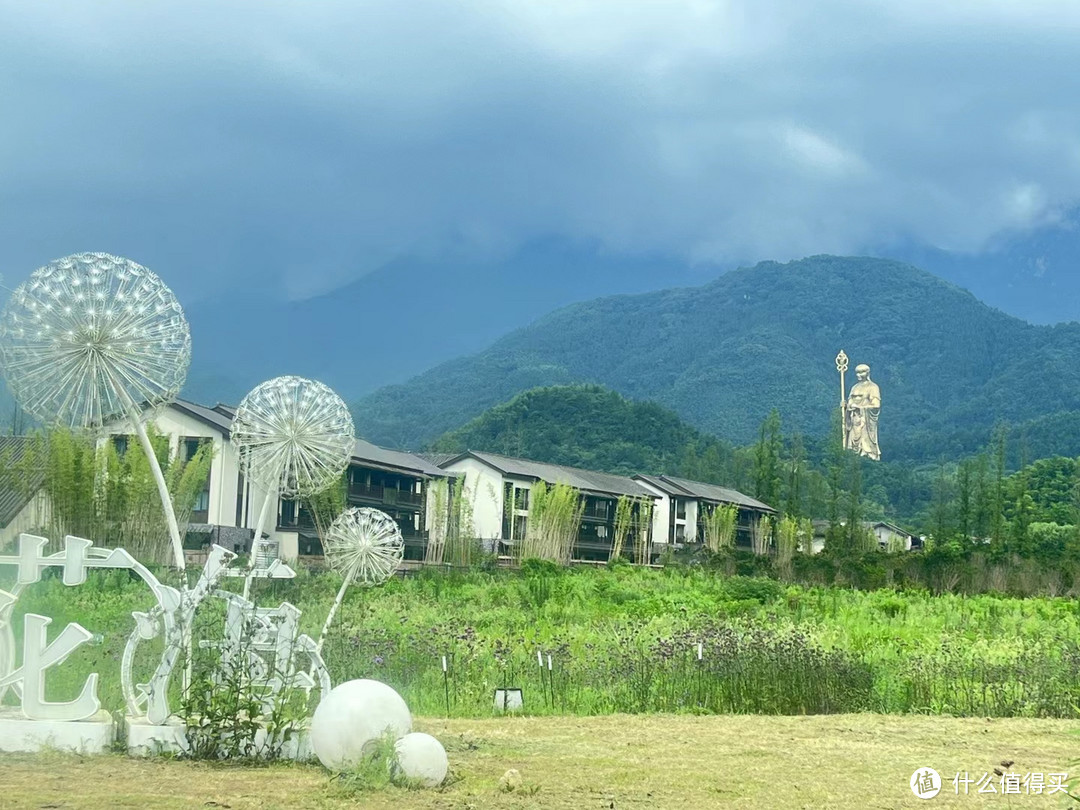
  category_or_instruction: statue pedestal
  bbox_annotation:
[126,716,189,756]
[0,708,115,753]
[126,716,312,760]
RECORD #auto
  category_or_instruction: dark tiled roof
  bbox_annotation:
[0,436,42,528]
[869,520,916,538]
[172,399,234,436]
[171,401,444,479]
[419,452,457,468]
[444,450,654,498]
[636,474,776,512]
[352,439,447,478]
[634,474,694,497]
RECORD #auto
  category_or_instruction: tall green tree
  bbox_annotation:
[753,409,783,508]
[784,431,805,519]
[990,424,1008,550]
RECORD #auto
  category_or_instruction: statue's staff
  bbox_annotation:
[835,349,849,449]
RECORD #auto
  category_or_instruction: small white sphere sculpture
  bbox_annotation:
[395,732,449,787]
[310,679,412,770]
[326,507,405,587]
[0,252,190,428]
[231,375,354,498]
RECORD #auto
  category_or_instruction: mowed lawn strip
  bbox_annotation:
[0,714,1075,810]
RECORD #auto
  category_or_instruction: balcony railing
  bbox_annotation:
[348,482,424,508]
[580,502,611,521]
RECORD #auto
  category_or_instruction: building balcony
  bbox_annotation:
[348,482,424,508]
[579,503,612,522]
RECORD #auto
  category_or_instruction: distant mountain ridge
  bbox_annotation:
[352,255,1080,461]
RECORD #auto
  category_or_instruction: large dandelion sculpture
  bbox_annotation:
[0,253,192,568]
[317,507,404,653]
[231,376,355,587]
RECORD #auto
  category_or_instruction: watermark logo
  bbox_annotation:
[911,767,942,799]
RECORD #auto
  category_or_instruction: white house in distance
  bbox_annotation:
[96,399,448,562]
[870,521,921,551]
[633,474,776,550]
[809,519,921,553]
[437,450,658,561]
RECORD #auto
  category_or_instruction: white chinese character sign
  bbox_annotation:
[0,532,333,754]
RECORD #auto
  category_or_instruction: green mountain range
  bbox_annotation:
[353,256,1080,461]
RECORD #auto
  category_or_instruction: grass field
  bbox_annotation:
[0,714,1076,809]
[15,565,1080,720]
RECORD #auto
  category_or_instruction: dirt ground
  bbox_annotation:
[0,713,1076,809]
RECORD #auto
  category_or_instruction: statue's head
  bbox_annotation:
[855,364,870,380]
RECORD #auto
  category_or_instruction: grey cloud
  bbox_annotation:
[1,0,1079,300]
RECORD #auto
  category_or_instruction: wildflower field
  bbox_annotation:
[11,561,1080,720]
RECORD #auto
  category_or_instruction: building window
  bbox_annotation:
[674,498,686,520]
[513,515,527,541]
[675,523,686,543]
[181,437,212,522]
[181,437,206,462]
[236,472,246,526]
[513,487,530,511]
[279,499,297,527]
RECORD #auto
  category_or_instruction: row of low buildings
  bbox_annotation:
[0,398,919,561]
[0,399,785,563]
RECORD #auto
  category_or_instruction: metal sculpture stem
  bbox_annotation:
[243,484,278,600]
[315,569,354,656]
[121,393,185,571]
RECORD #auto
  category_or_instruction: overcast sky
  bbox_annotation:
[2,0,1079,303]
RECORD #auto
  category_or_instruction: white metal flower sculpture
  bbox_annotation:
[231,376,354,588]
[231,375,355,499]
[325,507,404,586]
[0,253,191,567]
[317,507,404,653]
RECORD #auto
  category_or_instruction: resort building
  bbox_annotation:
[633,474,776,551]
[0,436,47,548]
[0,409,791,567]
[97,400,448,563]
[436,450,658,562]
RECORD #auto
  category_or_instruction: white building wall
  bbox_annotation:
[684,500,700,542]
[102,409,242,529]
[634,480,671,547]
[440,457,506,541]
[873,525,912,551]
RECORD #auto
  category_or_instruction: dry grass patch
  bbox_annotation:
[0,714,1075,809]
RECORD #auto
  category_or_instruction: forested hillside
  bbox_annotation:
[430,384,733,476]
[353,256,1080,462]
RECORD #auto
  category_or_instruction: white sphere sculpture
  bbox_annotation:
[325,508,405,587]
[395,732,449,787]
[0,252,190,429]
[310,679,412,771]
[231,375,354,498]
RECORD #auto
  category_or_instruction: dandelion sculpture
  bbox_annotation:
[0,253,191,568]
[231,376,355,586]
[316,507,404,654]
